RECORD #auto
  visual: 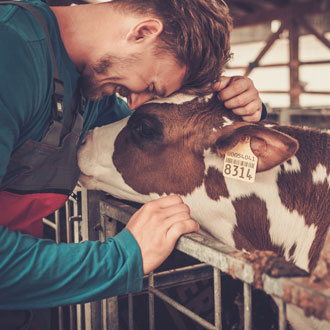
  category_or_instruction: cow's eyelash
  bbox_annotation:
[148,83,156,94]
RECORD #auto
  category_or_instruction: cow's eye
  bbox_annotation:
[129,114,163,142]
[135,121,156,139]
[128,114,163,144]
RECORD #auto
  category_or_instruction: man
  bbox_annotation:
[0,0,264,326]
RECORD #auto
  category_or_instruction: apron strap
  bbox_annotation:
[0,0,64,120]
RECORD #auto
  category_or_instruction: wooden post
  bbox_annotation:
[244,22,285,77]
[287,15,301,107]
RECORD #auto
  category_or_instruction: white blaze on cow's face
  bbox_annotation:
[78,117,153,203]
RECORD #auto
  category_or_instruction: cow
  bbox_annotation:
[77,93,330,329]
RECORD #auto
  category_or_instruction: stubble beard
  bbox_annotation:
[79,56,114,100]
[78,53,141,100]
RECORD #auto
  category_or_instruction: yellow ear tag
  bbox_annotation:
[223,136,258,183]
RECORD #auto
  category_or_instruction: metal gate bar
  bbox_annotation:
[244,283,252,330]
[98,198,253,329]
[99,196,330,328]
[43,193,81,330]
[43,209,64,330]
[213,268,221,329]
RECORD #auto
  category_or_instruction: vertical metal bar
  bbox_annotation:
[53,209,64,330]
[213,268,222,330]
[65,199,77,330]
[128,293,134,330]
[76,304,83,330]
[101,215,120,330]
[55,209,61,244]
[244,283,252,330]
[278,299,287,330]
[65,201,72,243]
[81,189,104,330]
[278,110,291,125]
[73,198,83,330]
[149,272,155,330]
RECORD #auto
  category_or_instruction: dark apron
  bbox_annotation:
[0,0,84,237]
[0,1,84,329]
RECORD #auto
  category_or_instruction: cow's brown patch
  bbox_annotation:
[289,243,296,259]
[232,194,284,257]
[275,126,330,271]
[113,96,239,196]
[204,167,229,200]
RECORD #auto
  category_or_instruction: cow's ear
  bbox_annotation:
[215,123,299,172]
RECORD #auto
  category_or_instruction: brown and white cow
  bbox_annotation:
[78,93,330,328]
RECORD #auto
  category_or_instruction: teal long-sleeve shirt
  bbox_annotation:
[0,227,143,309]
[0,0,143,309]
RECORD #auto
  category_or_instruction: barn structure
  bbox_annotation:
[40,0,330,329]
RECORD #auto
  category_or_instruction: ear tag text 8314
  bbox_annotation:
[223,136,257,183]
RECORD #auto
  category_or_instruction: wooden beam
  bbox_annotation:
[297,16,330,50]
[230,0,276,10]
[244,22,285,76]
[258,90,330,95]
[288,16,301,107]
[233,1,330,28]
[300,60,330,66]
[303,91,330,95]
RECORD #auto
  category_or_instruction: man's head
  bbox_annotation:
[76,0,232,108]
[110,0,232,91]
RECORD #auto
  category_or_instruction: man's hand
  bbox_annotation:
[126,195,199,275]
[214,75,263,122]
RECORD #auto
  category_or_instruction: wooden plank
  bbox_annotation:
[288,16,300,107]
[244,22,285,76]
[233,1,330,28]
[297,16,330,50]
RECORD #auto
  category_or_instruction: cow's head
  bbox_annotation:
[78,93,299,202]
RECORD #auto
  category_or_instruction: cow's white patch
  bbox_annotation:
[78,118,152,203]
[182,187,237,246]
[312,163,330,186]
[197,93,213,103]
[145,93,214,106]
[264,124,275,128]
[282,156,301,173]
[222,116,233,127]
[146,93,198,105]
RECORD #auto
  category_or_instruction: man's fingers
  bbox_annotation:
[132,195,184,222]
[223,90,258,110]
[160,210,193,230]
[167,219,199,242]
[213,76,232,91]
[125,195,199,275]
[231,98,262,116]
[160,203,190,221]
[217,76,250,101]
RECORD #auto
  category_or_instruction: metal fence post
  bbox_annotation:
[81,189,105,330]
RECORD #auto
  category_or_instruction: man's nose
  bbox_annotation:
[128,93,154,110]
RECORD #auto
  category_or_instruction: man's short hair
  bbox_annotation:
[111,0,233,94]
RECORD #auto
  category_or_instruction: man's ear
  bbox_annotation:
[215,123,299,172]
[126,19,163,43]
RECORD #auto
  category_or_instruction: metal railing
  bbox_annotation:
[42,190,330,330]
